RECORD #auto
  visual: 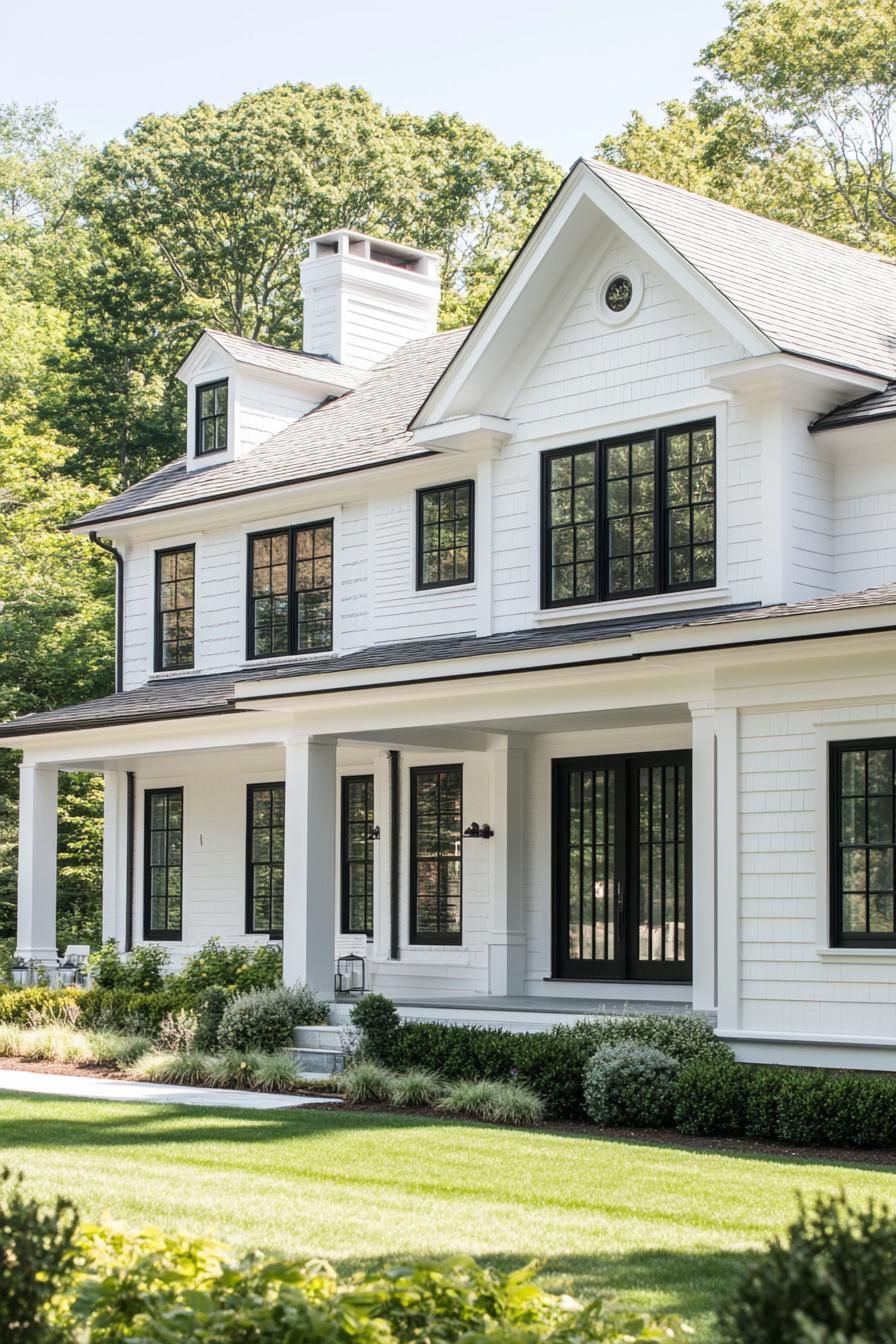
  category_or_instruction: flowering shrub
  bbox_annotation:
[178,938,283,993]
[86,941,170,991]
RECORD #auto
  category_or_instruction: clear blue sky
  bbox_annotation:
[2,0,727,166]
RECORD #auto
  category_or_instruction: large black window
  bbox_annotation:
[246,783,284,937]
[196,379,228,456]
[410,765,462,945]
[144,788,183,940]
[341,775,374,937]
[247,521,333,657]
[831,740,896,948]
[155,546,195,671]
[542,420,715,607]
[417,481,474,589]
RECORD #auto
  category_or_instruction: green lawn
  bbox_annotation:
[3,1094,896,1339]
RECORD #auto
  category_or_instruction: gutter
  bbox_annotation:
[88,532,124,693]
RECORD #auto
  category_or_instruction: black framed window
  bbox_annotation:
[246,783,284,937]
[155,546,195,671]
[410,765,462,945]
[248,521,333,657]
[542,420,715,607]
[196,379,228,456]
[831,740,896,948]
[341,775,374,937]
[144,788,183,940]
[417,481,474,589]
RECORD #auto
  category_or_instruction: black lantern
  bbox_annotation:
[335,952,367,995]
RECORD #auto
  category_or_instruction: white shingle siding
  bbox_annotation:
[834,457,896,591]
[738,702,896,1042]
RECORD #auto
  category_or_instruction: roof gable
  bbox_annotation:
[416,160,896,430]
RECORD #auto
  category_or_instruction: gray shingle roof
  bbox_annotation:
[5,585,896,739]
[201,329,366,389]
[74,328,468,528]
[811,382,896,432]
[586,160,896,380]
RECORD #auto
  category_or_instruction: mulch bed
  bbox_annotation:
[3,1059,896,1165]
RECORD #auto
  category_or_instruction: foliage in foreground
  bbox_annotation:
[0,1170,688,1343]
[720,1190,896,1343]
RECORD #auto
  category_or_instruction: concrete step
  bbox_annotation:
[293,1024,346,1049]
[288,1045,345,1076]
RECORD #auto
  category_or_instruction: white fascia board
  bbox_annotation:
[411,414,514,454]
[414,162,776,429]
[176,333,235,384]
[707,352,887,407]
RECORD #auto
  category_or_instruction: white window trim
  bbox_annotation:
[146,533,202,679]
[594,261,645,327]
[813,715,896,959]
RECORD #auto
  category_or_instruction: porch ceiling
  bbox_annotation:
[456,703,691,737]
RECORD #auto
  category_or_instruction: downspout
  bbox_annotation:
[88,532,124,693]
[388,750,400,961]
[125,771,135,952]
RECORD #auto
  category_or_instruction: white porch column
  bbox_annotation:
[283,735,337,997]
[689,703,717,1013]
[15,764,59,964]
[102,770,130,947]
[715,708,740,1033]
[486,738,527,995]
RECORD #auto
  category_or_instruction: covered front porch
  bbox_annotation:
[13,657,724,1022]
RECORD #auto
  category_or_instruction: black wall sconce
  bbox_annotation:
[463,821,495,839]
[368,824,381,841]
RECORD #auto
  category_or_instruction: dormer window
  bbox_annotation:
[196,379,228,455]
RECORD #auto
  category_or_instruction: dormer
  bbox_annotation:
[300,229,441,370]
[176,329,366,473]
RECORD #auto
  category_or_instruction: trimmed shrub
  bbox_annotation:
[217,989,295,1053]
[0,987,82,1026]
[77,987,195,1034]
[391,1069,443,1108]
[339,1061,396,1103]
[583,1044,680,1128]
[0,1167,78,1343]
[362,998,726,1121]
[675,1054,746,1136]
[179,938,283,994]
[350,993,401,1058]
[437,1079,545,1125]
[720,1191,896,1344]
[194,986,231,1052]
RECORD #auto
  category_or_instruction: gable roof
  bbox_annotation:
[584,161,896,380]
[73,328,468,529]
[188,329,366,391]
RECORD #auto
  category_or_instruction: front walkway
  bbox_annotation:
[0,1069,341,1110]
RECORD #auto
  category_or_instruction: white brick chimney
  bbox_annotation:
[300,230,441,370]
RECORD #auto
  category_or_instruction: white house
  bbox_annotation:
[7,161,896,1070]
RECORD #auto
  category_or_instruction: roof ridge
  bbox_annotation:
[586,158,896,270]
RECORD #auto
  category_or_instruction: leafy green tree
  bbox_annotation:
[599,0,896,254]
[63,84,561,486]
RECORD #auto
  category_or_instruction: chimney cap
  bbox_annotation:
[305,228,441,273]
